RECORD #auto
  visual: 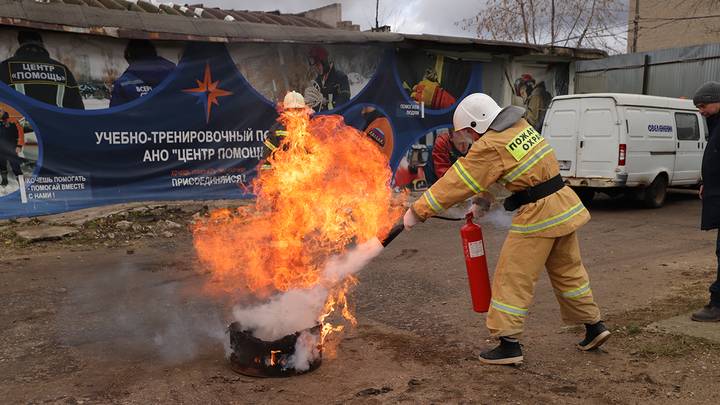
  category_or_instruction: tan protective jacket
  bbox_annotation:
[412,118,589,238]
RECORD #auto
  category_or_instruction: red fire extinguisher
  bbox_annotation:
[460,212,492,313]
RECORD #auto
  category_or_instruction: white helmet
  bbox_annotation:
[453,93,502,134]
[283,91,306,109]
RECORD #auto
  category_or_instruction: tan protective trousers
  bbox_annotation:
[486,231,601,337]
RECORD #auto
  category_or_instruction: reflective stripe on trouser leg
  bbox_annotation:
[487,233,556,338]
[545,232,601,325]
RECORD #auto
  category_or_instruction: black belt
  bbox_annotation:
[503,174,565,211]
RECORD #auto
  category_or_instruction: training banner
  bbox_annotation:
[0,29,484,219]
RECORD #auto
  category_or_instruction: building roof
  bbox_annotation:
[553,93,696,110]
[30,0,335,28]
[0,0,607,60]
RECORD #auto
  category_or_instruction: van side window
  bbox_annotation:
[675,113,699,141]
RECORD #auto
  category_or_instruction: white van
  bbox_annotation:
[543,93,707,208]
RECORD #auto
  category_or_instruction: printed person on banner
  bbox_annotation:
[110,39,176,107]
[0,31,84,109]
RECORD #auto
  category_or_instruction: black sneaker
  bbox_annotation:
[479,337,523,365]
[578,321,611,351]
[691,304,720,322]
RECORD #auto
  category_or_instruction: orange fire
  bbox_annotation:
[193,104,402,345]
[319,276,359,344]
[268,350,282,366]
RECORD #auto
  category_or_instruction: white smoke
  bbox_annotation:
[477,206,514,229]
[58,263,228,364]
[286,329,321,371]
[322,238,383,284]
[232,286,327,341]
[231,239,385,367]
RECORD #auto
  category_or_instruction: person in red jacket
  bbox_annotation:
[425,129,479,185]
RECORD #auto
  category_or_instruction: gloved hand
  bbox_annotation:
[469,195,492,218]
[411,79,439,105]
[403,208,420,230]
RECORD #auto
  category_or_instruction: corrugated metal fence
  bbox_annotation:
[575,44,720,98]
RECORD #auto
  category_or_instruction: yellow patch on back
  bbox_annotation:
[505,126,544,161]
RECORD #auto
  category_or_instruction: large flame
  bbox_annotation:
[193,105,402,344]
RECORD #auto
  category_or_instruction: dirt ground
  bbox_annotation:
[2,192,720,404]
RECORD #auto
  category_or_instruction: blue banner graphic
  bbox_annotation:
[0,40,482,219]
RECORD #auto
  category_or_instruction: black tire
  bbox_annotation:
[574,188,596,206]
[643,175,668,208]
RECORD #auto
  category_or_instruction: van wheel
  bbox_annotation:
[643,175,668,208]
[574,188,595,206]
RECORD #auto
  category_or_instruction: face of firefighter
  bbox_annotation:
[310,59,326,76]
[696,102,720,118]
[519,85,529,100]
[452,128,479,154]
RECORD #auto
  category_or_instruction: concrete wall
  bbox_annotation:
[300,3,342,28]
[481,57,508,106]
[628,0,720,52]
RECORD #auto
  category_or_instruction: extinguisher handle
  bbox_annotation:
[380,222,405,247]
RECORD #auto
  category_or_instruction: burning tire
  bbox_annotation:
[228,322,322,378]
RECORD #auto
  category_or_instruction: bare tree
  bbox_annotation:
[458,0,628,53]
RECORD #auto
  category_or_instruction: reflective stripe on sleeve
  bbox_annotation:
[56,85,65,108]
[452,161,486,193]
[491,299,529,317]
[560,282,592,299]
[500,143,554,185]
[275,130,288,137]
[423,190,444,213]
[263,139,277,151]
[509,202,586,234]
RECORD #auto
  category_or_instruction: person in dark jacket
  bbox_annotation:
[693,81,720,322]
[109,40,175,107]
[0,111,23,187]
[0,30,84,109]
[307,46,350,111]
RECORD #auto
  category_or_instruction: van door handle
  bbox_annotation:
[678,142,680,148]
[580,141,584,148]
[699,142,701,149]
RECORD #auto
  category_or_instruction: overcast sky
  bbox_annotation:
[197,0,629,52]
[199,0,480,37]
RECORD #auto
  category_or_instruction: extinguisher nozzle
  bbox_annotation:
[380,222,405,247]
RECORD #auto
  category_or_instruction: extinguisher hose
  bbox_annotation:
[433,215,464,221]
[380,214,465,248]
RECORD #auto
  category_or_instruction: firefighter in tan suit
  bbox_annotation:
[403,93,610,365]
